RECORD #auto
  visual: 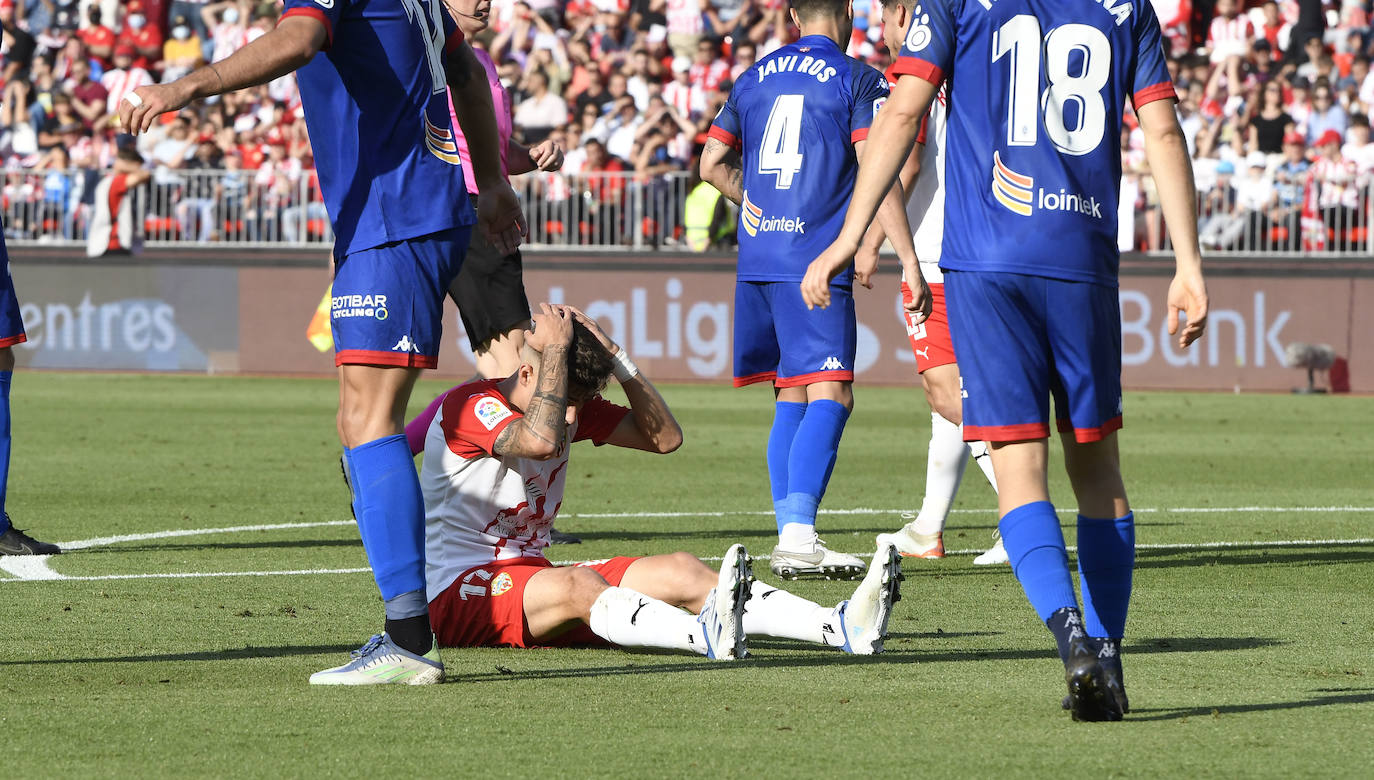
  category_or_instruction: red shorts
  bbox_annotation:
[428,556,640,648]
[902,281,957,373]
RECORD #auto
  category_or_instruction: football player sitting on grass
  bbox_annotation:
[407,303,903,658]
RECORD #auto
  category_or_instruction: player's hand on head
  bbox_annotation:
[536,302,574,348]
[477,181,527,256]
[1167,270,1209,348]
[563,305,618,354]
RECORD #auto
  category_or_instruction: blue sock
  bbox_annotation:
[342,434,428,618]
[779,400,850,529]
[1077,512,1135,639]
[999,501,1078,622]
[0,370,11,534]
[767,401,806,533]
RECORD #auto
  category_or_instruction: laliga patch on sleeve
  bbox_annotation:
[473,396,513,431]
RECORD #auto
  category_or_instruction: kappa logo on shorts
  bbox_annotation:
[391,335,421,353]
[332,293,389,321]
[490,571,513,596]
[473,396,514,431]
[820,356,845,371]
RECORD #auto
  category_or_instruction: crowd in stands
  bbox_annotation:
[0,0,1371,251]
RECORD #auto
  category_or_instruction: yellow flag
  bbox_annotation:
[306,285,333,352]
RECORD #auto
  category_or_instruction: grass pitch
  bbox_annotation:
[2,373,1372,778]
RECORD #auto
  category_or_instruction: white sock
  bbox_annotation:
[968,439,998,492]
[778,522,818,551]
[742,583,841,646]
[912,411,970,536]
[588,586,706,655]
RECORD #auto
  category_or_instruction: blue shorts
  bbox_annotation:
[0,240,26,348]
[331,226,472,369]
[733,280,855,388]
[944,270,1122,444]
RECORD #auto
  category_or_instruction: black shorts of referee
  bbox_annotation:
[450,195,533,353]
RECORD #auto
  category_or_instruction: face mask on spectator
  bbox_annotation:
[173,25,190,40]
[223,9,240,23]
[128,14,146,29]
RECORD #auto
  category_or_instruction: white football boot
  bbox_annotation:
[309,632,444,686]
[697,543,751,659]
[834,541,903,654]
[769,539,866,580]
[973,530,1010,565]
[876,512,945,559]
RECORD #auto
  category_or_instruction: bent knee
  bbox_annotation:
[567,566,613,612]
[924,385,963,425]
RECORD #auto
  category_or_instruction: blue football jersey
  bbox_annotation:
[282,0,475,258]
[710,35,889,282]
[894,0,1174,286]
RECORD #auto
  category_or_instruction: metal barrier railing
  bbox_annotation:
[4,166,1370,255]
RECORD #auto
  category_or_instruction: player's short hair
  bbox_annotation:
[790,0,850,22]
[877,0,917,12]
[566,322,614,405]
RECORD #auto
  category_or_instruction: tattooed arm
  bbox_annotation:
[699,136,745,206]
[566,306,683,454]
[492,305,574,460]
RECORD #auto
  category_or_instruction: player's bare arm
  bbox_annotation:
[446,41,527,255]
[565,306,684,454]
[493,305,573,460]
[1136,99,1208,349]
[699,137,745,206]
[118,16,327,134]
[855,135,925,290]
[802,136,930,318]
[812,75,936,271]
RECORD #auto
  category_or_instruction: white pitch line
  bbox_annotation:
[1,506,1371,583]
[25,567,373,582]
[59,520,354,551]
[3,537,1372,583]
[560,505,1374,519]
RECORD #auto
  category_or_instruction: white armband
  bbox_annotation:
[612,349,639,382]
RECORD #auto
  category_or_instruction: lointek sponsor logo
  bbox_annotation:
[740,191,805,237]
[18,294,176,352]
[1037,188,1104,219]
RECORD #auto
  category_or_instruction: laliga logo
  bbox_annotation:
[904,6,932,52]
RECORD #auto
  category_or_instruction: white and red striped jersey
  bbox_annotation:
[1207,14,1255,62]
[420,380,628,601]
[1310,155,1362,209]
[100,67,154,115]
[666,0,703,36]
[663,79,705,120]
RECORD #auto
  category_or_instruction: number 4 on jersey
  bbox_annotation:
[759,94,805,189]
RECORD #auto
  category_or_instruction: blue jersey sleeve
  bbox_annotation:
[848,64,891,143]
[708,86,744,151]
[281,0,348,49]
[893,0,958,85]
[1130,0,1175,107]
